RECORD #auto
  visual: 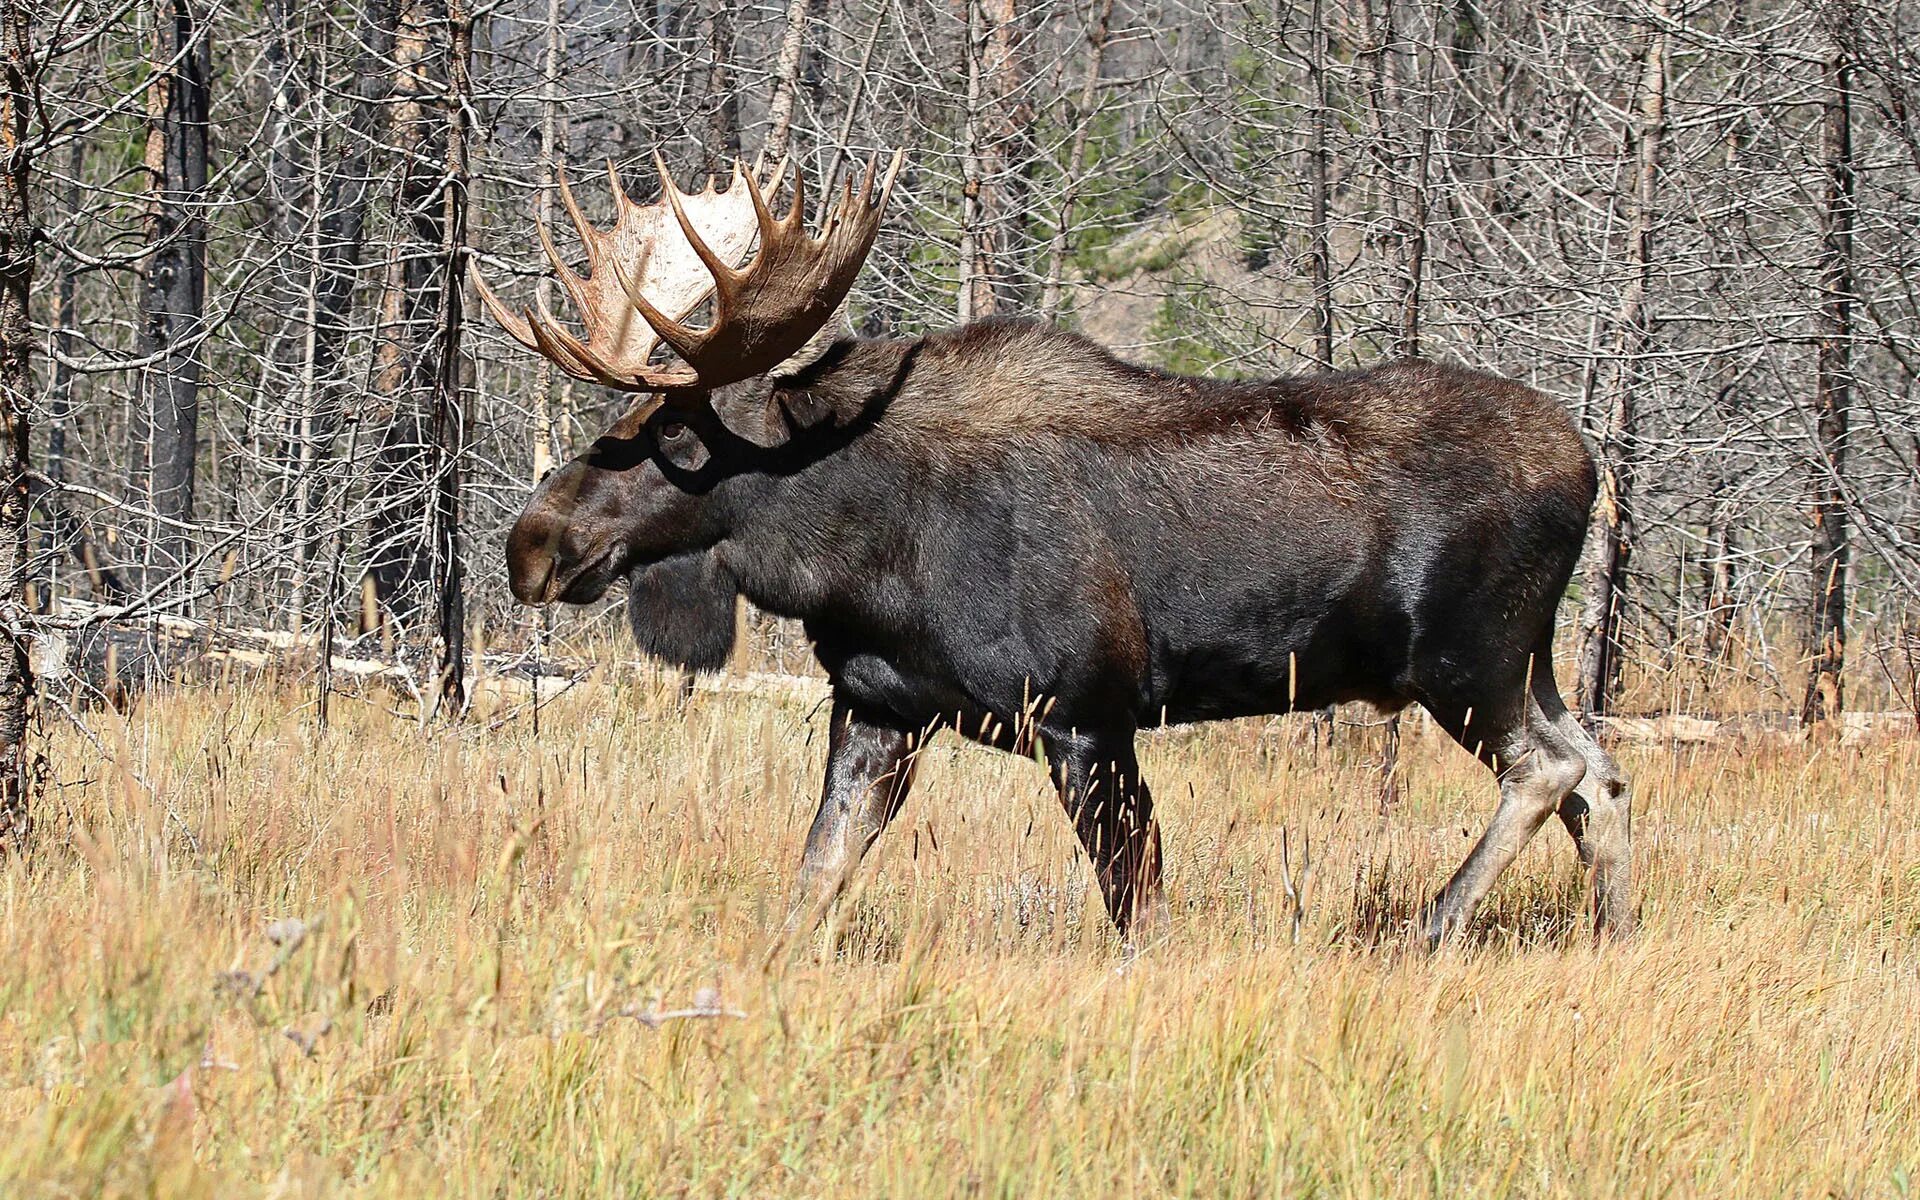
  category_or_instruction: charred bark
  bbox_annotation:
[1305,0,1334,368]
[433,0,472,713]
[0,0,35,845]
[129,0,212,592]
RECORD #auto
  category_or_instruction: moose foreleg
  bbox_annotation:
[788,699,920,932]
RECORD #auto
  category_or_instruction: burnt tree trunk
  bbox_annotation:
[0,0,36,845]
[130,0,212,593]
[531,0,564,488]
[432,0,472,713]
[1804,5,1854,729]
[1576,4,1667,720]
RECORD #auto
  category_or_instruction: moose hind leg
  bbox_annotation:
[1424,698,1588,947]
[1046,729,1165,941]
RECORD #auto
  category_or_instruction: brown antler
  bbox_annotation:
[473,150,902,393]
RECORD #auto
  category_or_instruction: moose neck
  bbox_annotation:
[704,336,921,622]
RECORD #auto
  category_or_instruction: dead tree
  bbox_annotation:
[431,0,472,713]
[1576,4,1668,720]
[0,0,35,845]
[129,0,212,591]
[1804,2,1854,728]
[958,0,1032,320]
[1305,0,1334,368]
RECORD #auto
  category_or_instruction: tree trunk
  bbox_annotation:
[433,0,472,713]
[365,0,447,633]
[1305,0,1334,368]
[130,0,212,593]
[1575,4,1667,721]
[958,0,1030,321]
[0,0,36,846]
[1804,5,1854,729]
[764,0,819,165]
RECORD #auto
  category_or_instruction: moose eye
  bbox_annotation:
[657,421,688,444]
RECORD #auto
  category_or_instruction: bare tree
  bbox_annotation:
[0,0,35,844]
[431,0,473,712]
[1304,0,1334,368]
[959,0,1032,320]
[1577,3,1669,719]
[1804,0,1855,728]
[130,0,213,589]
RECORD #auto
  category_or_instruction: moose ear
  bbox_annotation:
[626,553,739,672]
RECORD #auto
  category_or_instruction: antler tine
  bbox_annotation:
[536,171,604,341]
[605,157,635,220]
[881,149,905,203]
[742,156,783,254]
[526,291,611,384]
[470,263,539,352]
[787,159,807,233]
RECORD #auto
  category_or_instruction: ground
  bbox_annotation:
[0,672,1915,1197]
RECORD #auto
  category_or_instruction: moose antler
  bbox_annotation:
[473,151,903,393]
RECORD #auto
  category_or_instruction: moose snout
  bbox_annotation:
[507,462,630,606]
[506,505,566,605]
[507,471,589,605]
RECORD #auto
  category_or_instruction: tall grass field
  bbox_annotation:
[1,670,1915,1197]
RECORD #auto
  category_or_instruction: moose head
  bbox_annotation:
[474,151,902,669]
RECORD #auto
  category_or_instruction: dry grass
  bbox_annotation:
[1,672,1916,1197]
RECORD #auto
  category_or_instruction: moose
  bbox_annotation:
[474,150,1632,946]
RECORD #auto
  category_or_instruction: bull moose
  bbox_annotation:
[474,150,1632,946]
